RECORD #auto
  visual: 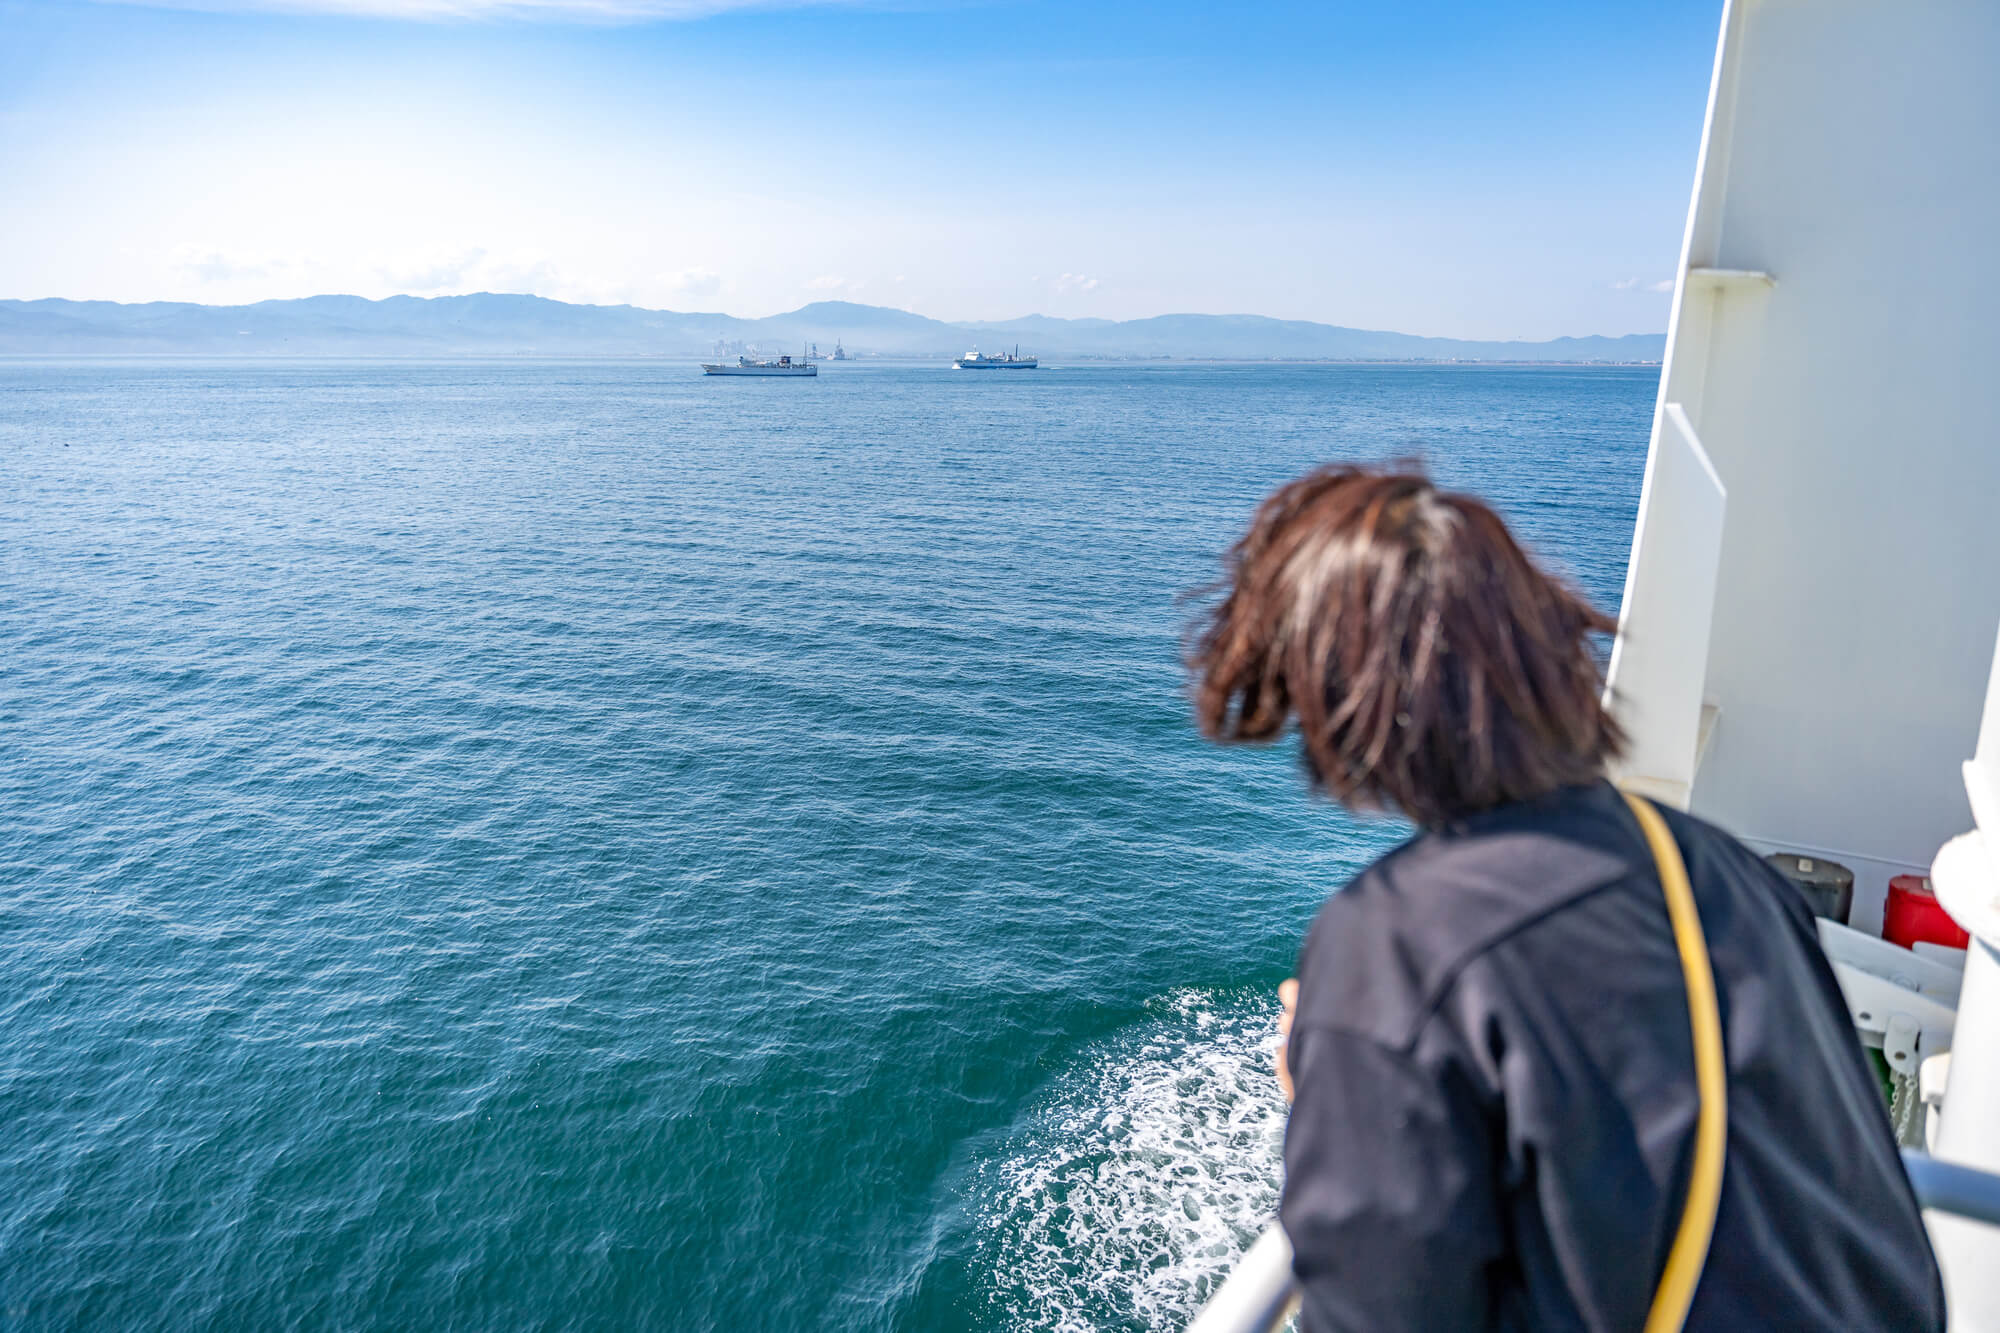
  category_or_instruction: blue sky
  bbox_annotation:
[0,0,1722,338]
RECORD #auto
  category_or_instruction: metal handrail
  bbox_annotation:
[1185,1154,2000,1333]
[1186,1223,1296,1333]
[1904,1150,2000,1227]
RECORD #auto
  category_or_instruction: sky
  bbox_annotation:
[0,0,1723,340]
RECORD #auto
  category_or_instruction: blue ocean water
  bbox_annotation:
[0,359,1655,1331]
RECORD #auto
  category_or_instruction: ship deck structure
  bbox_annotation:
[953,345,1037,369]
[700,352,817,377]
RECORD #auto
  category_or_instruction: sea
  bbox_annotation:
[0,358,1656,1331]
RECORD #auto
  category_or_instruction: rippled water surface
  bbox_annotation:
[1,359,1654,1330]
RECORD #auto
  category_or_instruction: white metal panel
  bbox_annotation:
[1965,624,2000,845]
[1934,626,2000,947]
[1931,634,2000,1327]
[1613,0,2000,928]
[1604,404,1728,809]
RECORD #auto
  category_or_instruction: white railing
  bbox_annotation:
[1904,1150,2000,1227]
[1185,1154,2000,1333]
[1185,1223,1297,1333]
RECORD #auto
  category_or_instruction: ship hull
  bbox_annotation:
[701,364,817,376]
[952,360,1038,370]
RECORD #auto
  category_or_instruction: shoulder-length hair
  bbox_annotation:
[1188,463,1623,828]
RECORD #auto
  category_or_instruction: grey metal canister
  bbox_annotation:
[1764,852,1855,924]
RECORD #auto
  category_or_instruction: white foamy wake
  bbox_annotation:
[972,988,1288,1332]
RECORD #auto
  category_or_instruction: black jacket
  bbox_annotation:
[1282,781,1945,1331]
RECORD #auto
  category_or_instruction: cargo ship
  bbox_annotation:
[953,346,1037,370]
[701,353,816,377]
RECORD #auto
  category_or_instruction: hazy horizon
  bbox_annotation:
[0,291,1671,361]
[3,289,1669,341]
[3,0,1723,342]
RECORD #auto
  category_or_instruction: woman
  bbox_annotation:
[1190,464,1944,1331]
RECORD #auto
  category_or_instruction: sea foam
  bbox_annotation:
[971,989,1287,1332]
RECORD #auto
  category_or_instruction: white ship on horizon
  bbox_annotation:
[954,345,1037,370]
[701,352,817,377]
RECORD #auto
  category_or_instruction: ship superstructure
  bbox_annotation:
[953,346,1037,370]
[701,353,817,377]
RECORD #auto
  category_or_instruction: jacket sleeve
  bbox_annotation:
[1280,1024,1503,1333]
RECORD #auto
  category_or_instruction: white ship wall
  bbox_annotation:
[1607,0,2000,929]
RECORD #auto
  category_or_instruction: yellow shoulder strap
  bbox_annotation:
[1623,791,1729,1333]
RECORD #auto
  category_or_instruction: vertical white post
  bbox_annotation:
[1604,403,1729,810]
[1928,626,2000,1330]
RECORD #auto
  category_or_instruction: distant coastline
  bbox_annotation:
[0,295,1666,364]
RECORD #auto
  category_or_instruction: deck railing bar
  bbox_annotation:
[1904,1150,2000,1228]
[1186,1154,2000,1333]
[1185,1223,1297,1333]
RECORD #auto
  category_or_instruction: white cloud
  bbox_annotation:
[1648,278,1674,294]
[470,251,565,294]
[1613,276,1675,294]
[372,247,561,295]
[165,241,596,300]
[375,247,486,292]
[92,0,838,20]
[660,266,724,300]
[173,246,277,283]
[1053,272,1100,294]
[805,273,864,293]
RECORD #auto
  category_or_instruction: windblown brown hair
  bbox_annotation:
[1189,463,1624,828]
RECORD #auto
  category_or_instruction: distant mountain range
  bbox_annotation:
[0,295,1665,362]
